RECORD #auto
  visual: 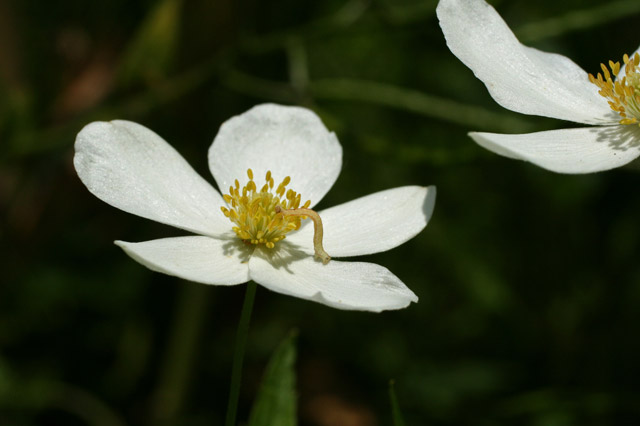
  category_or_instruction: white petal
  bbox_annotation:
[208,104,342,208]
[248,245,417,312]
[617,44,640,81]
[436,0,615,124]
[75,120,229,236]
[470,125,640,173]
[115,236,251,285]
[287,186,436,258]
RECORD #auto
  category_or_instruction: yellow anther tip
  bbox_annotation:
[591,52,640,127]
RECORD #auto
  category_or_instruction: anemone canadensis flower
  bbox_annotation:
[74,104,436,312]
[437,0,640,173]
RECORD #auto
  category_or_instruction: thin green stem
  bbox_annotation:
[388,380,406,426]
[225,281,258,426]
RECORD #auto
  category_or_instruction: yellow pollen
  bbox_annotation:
[221,169,330,263]
[589,52,640,126]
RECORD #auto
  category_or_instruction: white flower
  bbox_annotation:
[74,104,436,312]
[437,0,640,173]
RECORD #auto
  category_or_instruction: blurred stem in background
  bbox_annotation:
[220,70,535,133]
[225,282,258,426]
[150,282,210,425]
[515,0,640,42]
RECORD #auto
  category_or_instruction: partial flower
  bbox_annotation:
[74,104,436,312]
[437,0,640,173]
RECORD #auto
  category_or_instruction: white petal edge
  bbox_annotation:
[617,44,640,81]
[470,125,640,173]
[75,120,229,237]
[115,236,251,285]
[286,186,436,258]
[208,104,342,208]
[248,247,417,312]
[436,0,615,125]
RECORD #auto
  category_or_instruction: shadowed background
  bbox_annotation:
[2,0,640,425]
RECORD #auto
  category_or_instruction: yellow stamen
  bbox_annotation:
[221,169,315,252]
[589,52,640,126]
[275,205,331,264]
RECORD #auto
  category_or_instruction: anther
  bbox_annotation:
[589,52,640,127]
[222,168,312,249]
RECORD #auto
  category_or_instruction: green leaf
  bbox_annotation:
[389,380,407,426]
[248,331,298,426]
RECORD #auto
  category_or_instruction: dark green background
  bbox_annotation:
[2,0,640,424]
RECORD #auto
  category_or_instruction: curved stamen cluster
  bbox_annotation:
[221,169,310,248]
[589,52,640,126]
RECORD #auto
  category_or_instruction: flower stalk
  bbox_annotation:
[225,281,257,426]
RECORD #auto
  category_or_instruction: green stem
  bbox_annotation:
[388,380,406,426]
[224,281,258,426]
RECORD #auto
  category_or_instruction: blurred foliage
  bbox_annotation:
[117,0,183,87]
[2,0,640,425]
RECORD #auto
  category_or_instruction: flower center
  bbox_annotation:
[220,169,331,264]
[589,52,640,126]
